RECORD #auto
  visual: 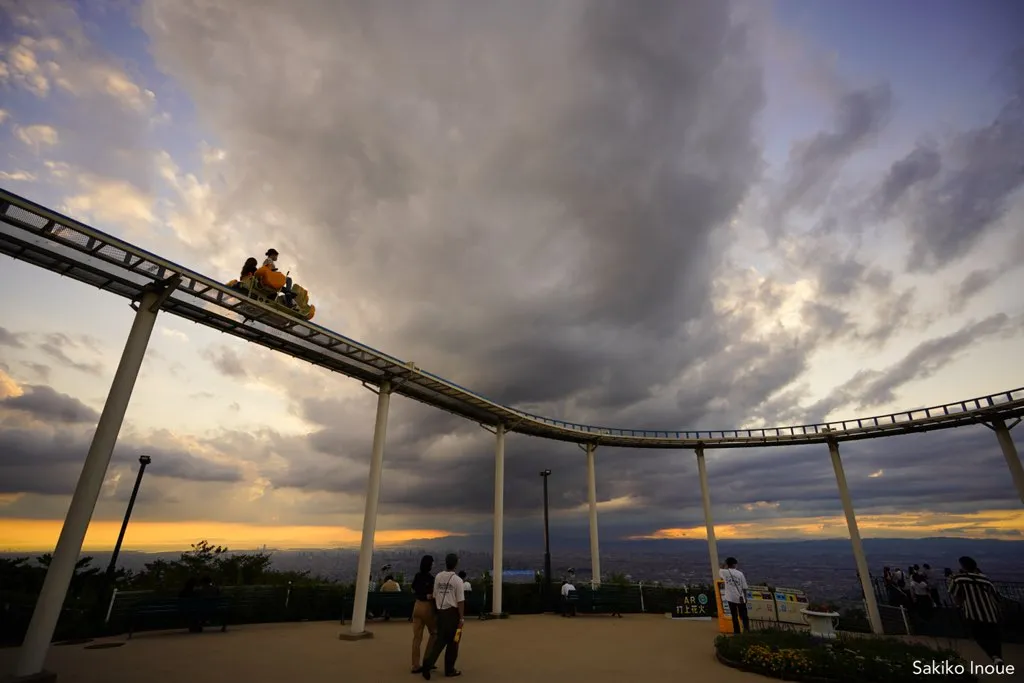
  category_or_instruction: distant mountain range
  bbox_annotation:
[5,537,1023,586]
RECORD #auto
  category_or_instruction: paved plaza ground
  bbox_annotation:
[1,615,1021,683]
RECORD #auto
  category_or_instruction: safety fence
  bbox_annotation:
[1,581,706,643]
[3,579,1022,644]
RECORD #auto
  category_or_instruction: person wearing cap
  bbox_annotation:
[263,248,279,269]
[262,248,295,305]
[421,553,464,679]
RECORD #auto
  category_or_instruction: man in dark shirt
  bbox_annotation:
[948,556,1004,665]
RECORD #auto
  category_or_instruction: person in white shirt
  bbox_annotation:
[720,557,750,633]
[560,580,577,617]
[458,571,472,594]
[421,553,465,680]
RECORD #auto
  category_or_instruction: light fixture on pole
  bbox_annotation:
[106,455,151,578]
[539,468,552,609]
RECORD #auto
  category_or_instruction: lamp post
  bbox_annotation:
[106,455,151,578]
[539,469,552,609]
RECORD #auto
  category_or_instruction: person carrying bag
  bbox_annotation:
[720,557,750,633]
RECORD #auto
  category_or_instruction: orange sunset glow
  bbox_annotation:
[0,519,460,553]
[629,509,1024,542]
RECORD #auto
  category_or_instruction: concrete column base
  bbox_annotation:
[2,671,58,683]
[338,630,374,641]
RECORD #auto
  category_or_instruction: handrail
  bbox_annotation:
[1,186,1022,450]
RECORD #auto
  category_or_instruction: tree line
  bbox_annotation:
[0,540,326,600]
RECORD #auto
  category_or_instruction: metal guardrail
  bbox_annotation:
[2,187,1022,450]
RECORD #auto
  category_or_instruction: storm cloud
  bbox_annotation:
[0,411,246,496]
[0,1,1021,545]
[1,384,100,424]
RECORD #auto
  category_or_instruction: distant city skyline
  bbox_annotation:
[1,0,1023,552]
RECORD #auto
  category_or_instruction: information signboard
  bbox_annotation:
[745,585,778,623]
[669,588,713,620]
[773,587,809,625]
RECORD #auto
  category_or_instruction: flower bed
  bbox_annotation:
[715,629,977,683]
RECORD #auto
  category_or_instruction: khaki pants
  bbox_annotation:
[411,600,437,668]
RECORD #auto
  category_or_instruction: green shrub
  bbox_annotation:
[715,629,977,682]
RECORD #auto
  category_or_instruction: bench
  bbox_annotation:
[369,591,416,621]
[576,586,632,617]
[341,592,417,624]
[128,596,230,639]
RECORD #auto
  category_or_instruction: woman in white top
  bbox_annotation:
[719,557,750,633]
[910,572,934,620]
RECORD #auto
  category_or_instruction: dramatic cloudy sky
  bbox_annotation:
[1,0,1023,554]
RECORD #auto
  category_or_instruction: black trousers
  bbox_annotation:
[423,607,460,674]
[968,620,1002,660]
[729,601,749,633]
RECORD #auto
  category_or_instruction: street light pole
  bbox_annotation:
[106,455,151,578]
[540,469,552,610]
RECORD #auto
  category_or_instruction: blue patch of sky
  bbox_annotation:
[84,2,212,162]
[756,0,1024,264]
[775,0,1022,133]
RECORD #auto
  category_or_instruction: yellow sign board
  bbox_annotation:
[772,587,809,625]
[715,581,809,632]
[745,585,778,623]
[714,580,733,633]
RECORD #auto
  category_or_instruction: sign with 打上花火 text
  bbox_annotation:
[670,590,713,620]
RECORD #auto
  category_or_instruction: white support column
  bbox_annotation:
[586,443,601,586]
[993,418,1024,504]
[695,446,719,585]
[827,437,883,635]
[491,423,505,616]
[344,380,392,638]
[15,281,176,679]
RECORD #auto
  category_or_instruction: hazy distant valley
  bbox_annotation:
[8,537,1021,604]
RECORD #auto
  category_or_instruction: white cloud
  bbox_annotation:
[0,11,155,113]
[42,160,71,178]
[0,170,37,182]
[14,123,59,148]
[52,60,156,113]
[160,329,190,343]
[0,109,10,125]
[0,38,51,96]
[62,174,155,234]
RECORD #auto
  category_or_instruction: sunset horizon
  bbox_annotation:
[3,507,1023,553]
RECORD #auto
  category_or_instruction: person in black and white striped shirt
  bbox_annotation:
[948,556,1003,665]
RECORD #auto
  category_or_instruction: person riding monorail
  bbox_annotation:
[263,248,280,271]
[263,248,294,296]
[240,257,258,281]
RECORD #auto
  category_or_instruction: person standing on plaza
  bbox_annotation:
[948,556,1004,666]
[411,555,438,675]
[921,563,941,606]
[720,557,750,633]
[458,570,474,616]
[422,553,465,679]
